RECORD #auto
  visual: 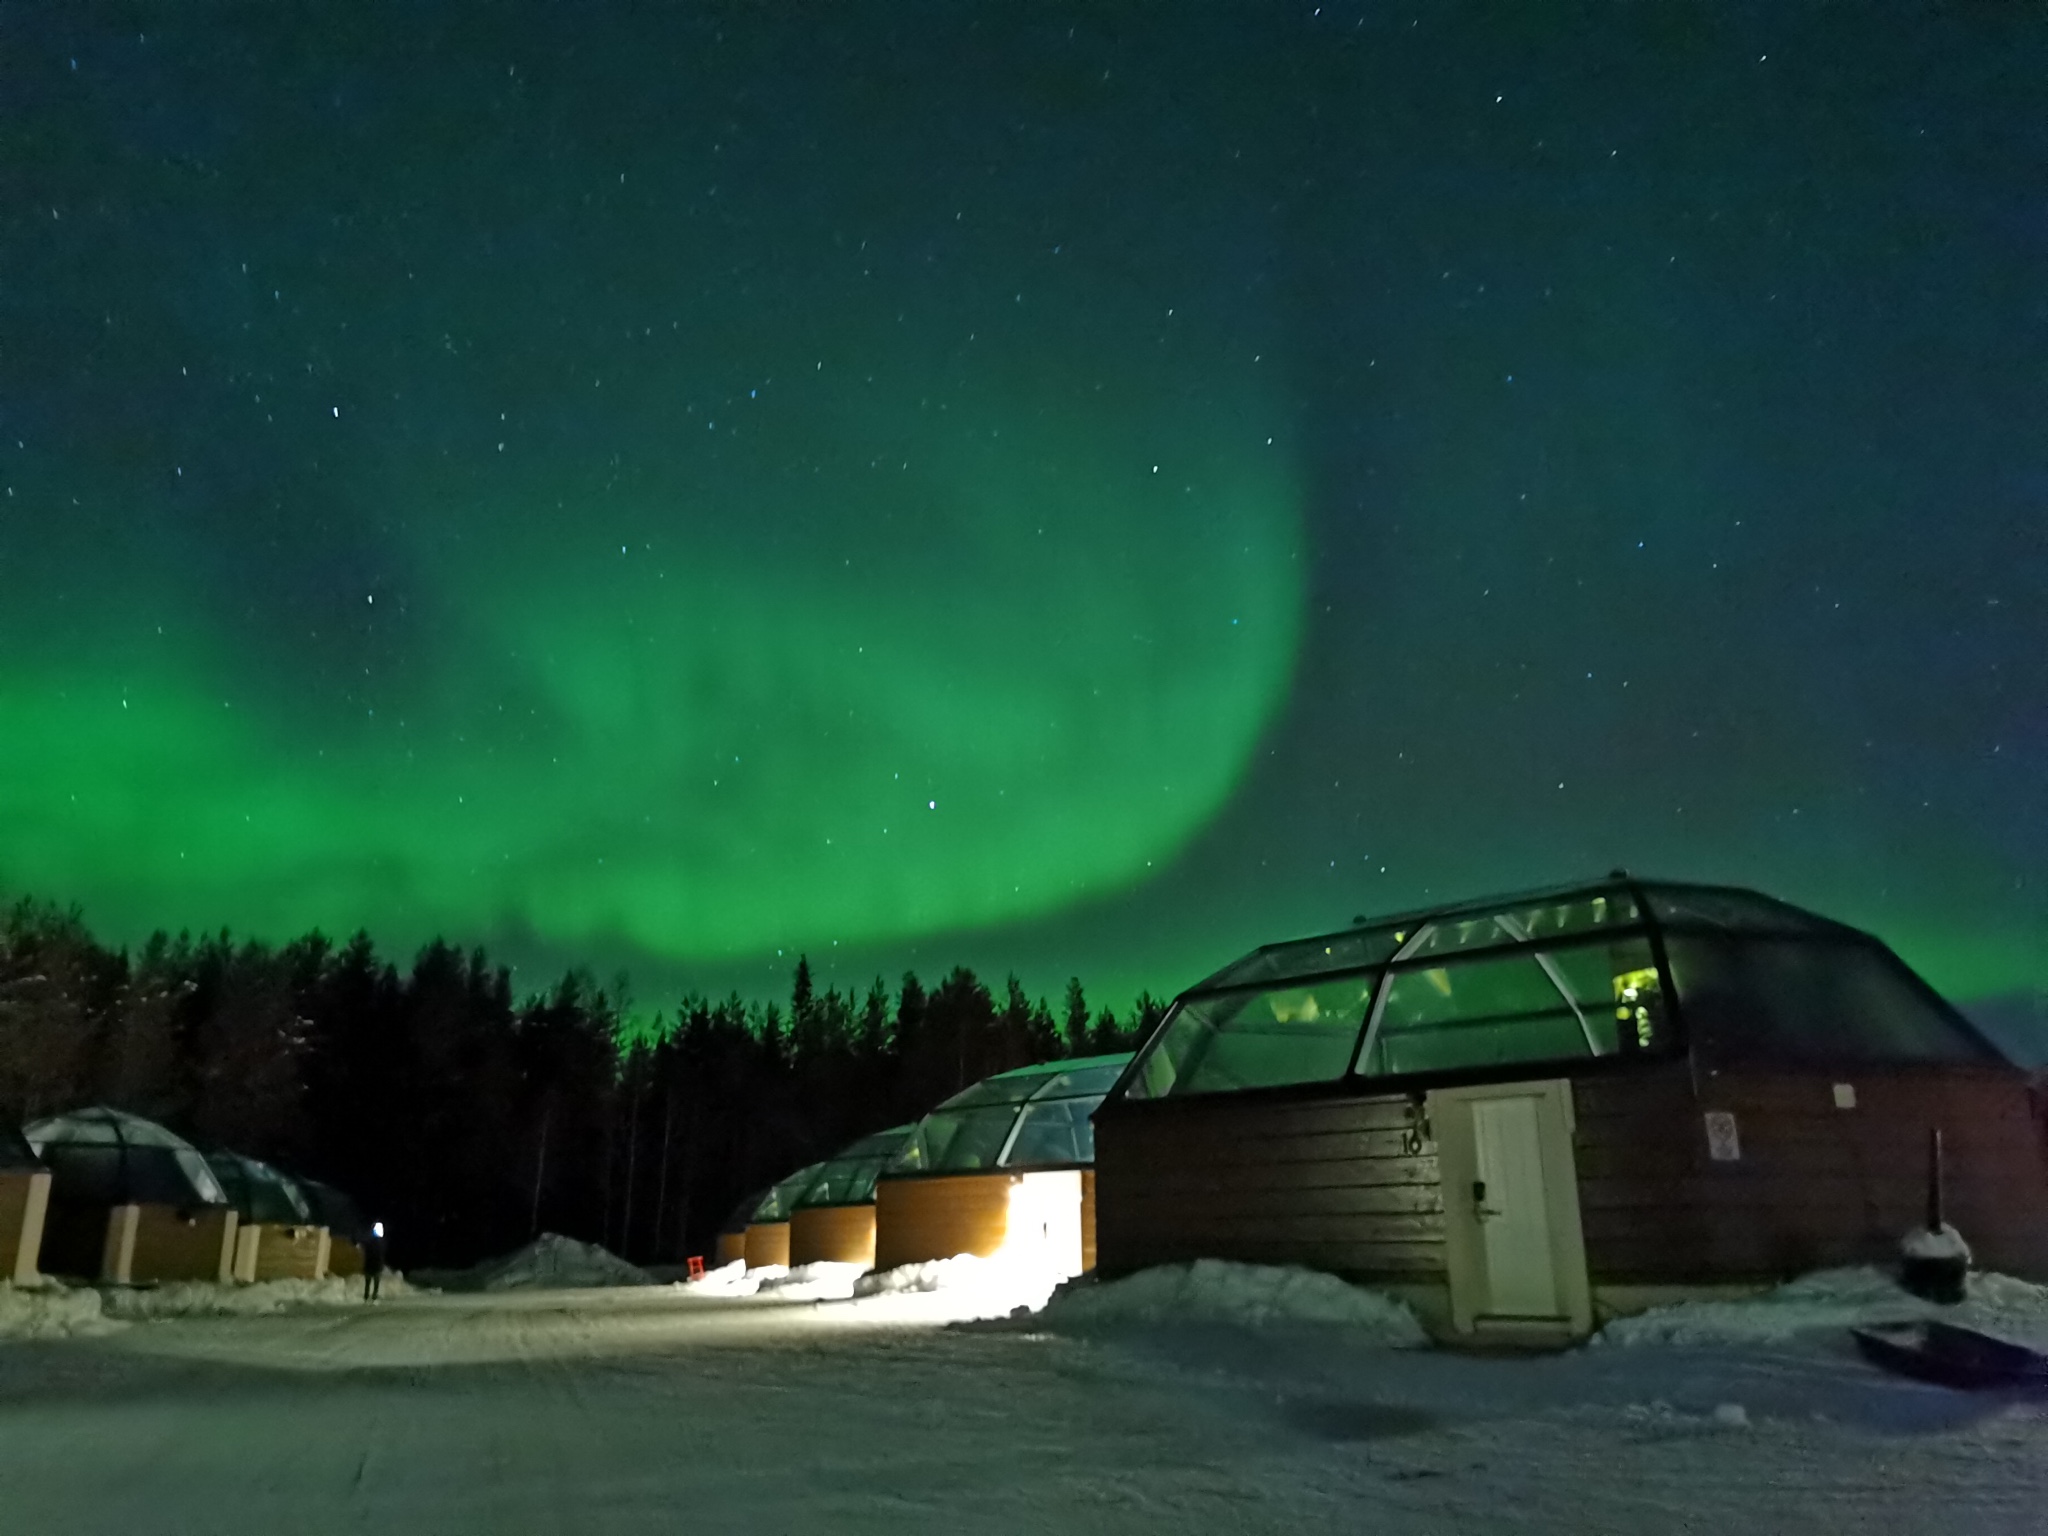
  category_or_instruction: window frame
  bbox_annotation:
[1119,923,1687,1104]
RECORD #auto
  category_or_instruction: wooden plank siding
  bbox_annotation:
[1080,1170,1097,1274]
[874,1173,1012,1270]
[1095,1091,1445,1281]
[128,1203,237,1284]
[742,1220,791,1269]
[1575,1064,2048,1284]
[789,1204,877,1267]
[0,1170,51,1284]
[1098,1063,2048,1290]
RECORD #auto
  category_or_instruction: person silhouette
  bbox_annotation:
[362,1221,387,1301]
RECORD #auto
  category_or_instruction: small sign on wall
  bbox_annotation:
[1704,1110,1742,1162]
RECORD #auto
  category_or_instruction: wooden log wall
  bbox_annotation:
[874,1173,1012,1270]
[0,1170,51,1284]
[129,1204,237,1283]
[743,1220,791,1269]
[789,1205,877,1267]
[250,1223,327,1282]
[1576,1063,2048,1284]
[1093,1091,1444,1281]
[1080,1170,1097,1274]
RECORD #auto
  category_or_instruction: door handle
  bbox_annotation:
[1472,1179,1500,1220]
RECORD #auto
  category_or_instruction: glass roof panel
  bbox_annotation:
[1645,885,1840,936]
[1125,973,1375,1099]
[1022,1058,1130,1103]
[206,1151,313,1225]
[1003,1097,1101,1167]
[793,1124,915,1208]
[888,1054,1133,1174]
[1120,875,2004,1100]
[1666,933,2003,1066]
[1398,892,1642,961]
[1195,926,1405,992]
[752,1161,828,1223]
[24,1107,229,1205]
[1358,937,1662,1078]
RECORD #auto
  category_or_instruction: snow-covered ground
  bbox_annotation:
[0,1266,2045,1534]
[1597,1266,2048,1349]
[0,1281,118,1341]
[414,1231,654,1292]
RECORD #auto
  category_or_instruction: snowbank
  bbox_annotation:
[681,1258,764,1296]
[1597,1266,2048,1348]
[755,1262,868,1302]
[101,1274,412,1320]
[1037,1260,1429,1345]
[854,1254,1070,1317]
[682,1260,870,1302]
[1900,1225,1972,1263]
[0,1281,118,1341]
[431,1234,653,1293]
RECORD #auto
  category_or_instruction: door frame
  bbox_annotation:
[1427,1078,1592,1341]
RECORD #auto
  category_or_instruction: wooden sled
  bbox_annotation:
[1851,1319,2048,1390]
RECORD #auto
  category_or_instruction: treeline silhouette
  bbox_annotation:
[0,898,1161,1269]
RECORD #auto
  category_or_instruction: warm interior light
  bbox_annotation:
[996,1170,1084,1278]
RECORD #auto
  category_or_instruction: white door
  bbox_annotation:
[1471,1094,1560,1318]
[1003,1170,1084,1277]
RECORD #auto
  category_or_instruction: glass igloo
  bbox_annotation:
[204,1150,314,1227]
[790,1125,914,1212]
[887,1053,1134,1176]
[1119,876,2001,1102]
[24,1106,229,1207]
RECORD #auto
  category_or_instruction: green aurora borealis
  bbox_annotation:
[4,5,2044,1021]
[3,360,1303,959]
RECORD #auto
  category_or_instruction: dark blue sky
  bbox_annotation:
[3,3,2042,1024]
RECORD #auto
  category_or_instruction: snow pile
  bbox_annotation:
[1598,1399,1756,1439]
[754,1261,867,1302]
[680,1258,763,1295]
[855,1254,1069,1315]
[676,1260,877,1303]
[441,1234,653,1293]
[0,1281,118,1341]
[101,1274,411,1320]
[1900,1224,1972,1263]
[1597,1266,2048,1348]
[1037,1260,1430,1345]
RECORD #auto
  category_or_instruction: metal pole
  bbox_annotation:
[1926,1126,1945,1232]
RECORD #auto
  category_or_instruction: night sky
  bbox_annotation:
[5,4,2043,1020]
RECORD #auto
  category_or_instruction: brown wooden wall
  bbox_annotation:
[1096,1063,2048,1290]
[250,1224,327,1282]
[329,1236,366,1277]
[1,1171,50,1283]
[1080,1170,1097,1274]
[130,1204,236,1283]
[1576,1064,2048,1284]
[743,1220,791,1269]
[1093,1091,1444,1282]
[789,1205,876,1267]
[874,1174,1012,1270]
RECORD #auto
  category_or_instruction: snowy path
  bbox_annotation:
[1,1287,2045,1533]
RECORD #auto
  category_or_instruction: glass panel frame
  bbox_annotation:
[1123,966,1380,1100]
[1123,922,1681,1100]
